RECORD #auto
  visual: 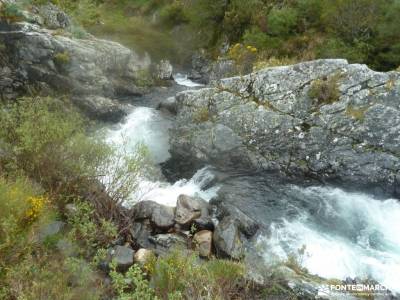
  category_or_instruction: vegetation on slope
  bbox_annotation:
[0,96,267,299]
[62,0,400,71]
[5,0,400,70]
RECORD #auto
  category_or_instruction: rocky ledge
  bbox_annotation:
[168,59,400,196]
[0,2,150,121]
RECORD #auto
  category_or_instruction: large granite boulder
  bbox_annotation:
[170,59,400,196]
[132,200,175,231]
[0,7,151,120]
[174,194,209,229]
[213,217,244,260]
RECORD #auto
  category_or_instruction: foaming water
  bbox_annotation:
[173,73,204,87]
[106,106,172,164]
[105,100,218,208]
[127,167,219,207]
[258,187,400,293]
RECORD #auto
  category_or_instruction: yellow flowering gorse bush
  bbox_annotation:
[228,43,258,74]
[25,196,48,223]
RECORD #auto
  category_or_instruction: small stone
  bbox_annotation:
[134,248,155,266]
[65,203,78,216]
[193,230,212,257]
[39,221,65,242]
[112,245,134,271]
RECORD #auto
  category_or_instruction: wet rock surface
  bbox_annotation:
[170,59,400,196]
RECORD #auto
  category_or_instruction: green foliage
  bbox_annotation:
[0,96,146,205]
[54,51,71,65]
[136,68,155,88]
[0,2,25,23]
[317,37,370,63]
[0,177,44,271]
[70,23,88,39]
[67,200,117,257]
[89,4,186,63]
[253,56,297,71]
[193,106,211,123]
[110,263,157,300]
[242,27,269,50]
[228,43,258,74]
[308,73,342,105]
[346,105,368,121]
[222,0,264,42]
[147,249,246,299]
[0,97,103,191]
[3,254,104,300]
[267,7,298,37]
[0,176,106,299]
[159,1,188,28]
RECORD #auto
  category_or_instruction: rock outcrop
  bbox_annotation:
[0,3,151,121]
[170,59,400,196]
[128,194,253,260]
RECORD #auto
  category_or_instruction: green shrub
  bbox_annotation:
[346,105,368,121]
[0,97,99,190]
[222,0,265,41]
[253,56,297,71]
[267,7,298,37]
[110,263,157,300]
[54,51,71,65]
[308,73,342,105]
[228,43,258,74]
[67,200,117,257]
[147,249,246,299]
[193,106,211,123]
[242,27,269,50]
[0,2,25,23]
[0,96,146,204]
[317,37,370,63]
[70,23,88,39]
[0,177,46,271]
[159,1,188,28]
[3,255,104,300]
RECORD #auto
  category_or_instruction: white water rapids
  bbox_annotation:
[103,75,400,295]
[104,76,218,207]
[258,187,400,294]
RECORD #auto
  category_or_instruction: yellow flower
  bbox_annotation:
[25,196,48,222]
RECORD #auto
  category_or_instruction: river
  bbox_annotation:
[104,74,400,296]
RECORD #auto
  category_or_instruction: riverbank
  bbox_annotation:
[1,1,400,299]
